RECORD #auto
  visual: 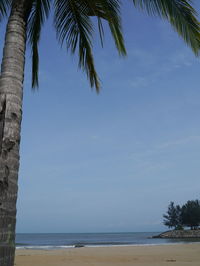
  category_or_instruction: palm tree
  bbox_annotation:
[0,0,199,265]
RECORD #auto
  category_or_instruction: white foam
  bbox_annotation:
[16,245,75,250]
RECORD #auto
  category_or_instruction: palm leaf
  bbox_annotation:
[80,0,126,55]
[96,0,126,56]
[132,0,200,55]
[0,0,11,21]
[78,0,105,46]
[54,0,126,91]
[54,0,100,91]
[27,0,51,88]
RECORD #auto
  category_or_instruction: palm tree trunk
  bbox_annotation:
[0,1,29,265]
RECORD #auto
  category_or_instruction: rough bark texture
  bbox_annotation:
[0,1,28,265]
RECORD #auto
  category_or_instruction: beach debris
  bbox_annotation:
[166,259,176,262]
[74,243,85,248]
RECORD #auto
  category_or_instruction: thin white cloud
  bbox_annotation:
[158,135,200,150]
[130,76,150,88]
[129,47,195,89]
[129,49,156,67]
[129,135,200,173]
[91,135,99,140]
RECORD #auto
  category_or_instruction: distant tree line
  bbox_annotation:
[163,200,200,230]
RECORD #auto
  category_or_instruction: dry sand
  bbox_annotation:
[15,243,200,266]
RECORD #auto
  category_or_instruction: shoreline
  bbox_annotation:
[15,243,200,266]
[16,240,200,250]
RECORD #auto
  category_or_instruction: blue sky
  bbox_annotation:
[1,2,200,233]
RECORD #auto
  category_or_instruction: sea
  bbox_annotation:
[16,232,200,250]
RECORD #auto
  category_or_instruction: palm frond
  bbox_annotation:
[78,0,105,46]
[83,0,126,55]
[54,0,100,91]
[0,0,11,21]
[97,0,126,56]
[132,0,200,55]
[54,0,126,91]
[27,0,51,88]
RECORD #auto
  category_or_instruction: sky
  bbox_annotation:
[1,2,200,233]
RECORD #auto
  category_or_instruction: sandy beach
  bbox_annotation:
[15,243,200,266]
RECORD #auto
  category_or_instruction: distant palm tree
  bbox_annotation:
[0,1,200,265]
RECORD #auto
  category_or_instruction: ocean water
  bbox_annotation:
[15,232,200,250]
